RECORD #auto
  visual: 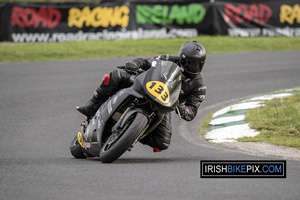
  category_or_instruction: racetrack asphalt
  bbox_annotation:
[0,51,300,200]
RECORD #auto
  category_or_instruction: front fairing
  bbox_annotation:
[142,60,182,109]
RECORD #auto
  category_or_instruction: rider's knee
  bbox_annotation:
[155,141,170,150]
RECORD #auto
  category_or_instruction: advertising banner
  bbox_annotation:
[214,0,300,37]
[0,2,212,42]
[0,0,299,42]
[1,2,135,42]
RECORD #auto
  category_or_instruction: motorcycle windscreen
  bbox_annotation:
[143,60,182,108]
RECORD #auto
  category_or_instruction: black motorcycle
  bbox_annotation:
[70,60,182,163]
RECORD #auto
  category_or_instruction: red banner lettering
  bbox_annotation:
[224,4,272,24]
[11,6,62,29]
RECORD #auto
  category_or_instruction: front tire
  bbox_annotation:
[100,112,148,163]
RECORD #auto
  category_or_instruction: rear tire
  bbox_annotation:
[99,112,148,163]
[70,136,86,159]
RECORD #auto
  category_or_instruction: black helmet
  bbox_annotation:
[178,41,206,79]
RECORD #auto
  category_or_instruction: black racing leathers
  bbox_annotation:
[88,55,206,150]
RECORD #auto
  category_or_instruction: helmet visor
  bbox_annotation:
[181,58,204,79]
[187,61,200,74]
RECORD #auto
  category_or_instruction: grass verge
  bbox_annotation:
[200,112,214,137]
[239,93,300,149]
[1,36,300,63]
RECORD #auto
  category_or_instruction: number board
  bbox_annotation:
[146,81,170,104]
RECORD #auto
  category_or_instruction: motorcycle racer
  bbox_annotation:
[77,41,207,152]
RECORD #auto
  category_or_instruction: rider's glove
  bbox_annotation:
[131,58,151,70]
[176,103,185,117]
[119,58,151,74]
[176,103,194,121]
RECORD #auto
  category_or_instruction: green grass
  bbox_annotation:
[239,93,300,149]
[1,36,300,63]
[200,112,214,136]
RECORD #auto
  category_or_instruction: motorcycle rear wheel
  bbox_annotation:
[99,112,148,163]
[70,135,86,159]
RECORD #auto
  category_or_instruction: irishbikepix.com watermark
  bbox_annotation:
[200,160,286,178]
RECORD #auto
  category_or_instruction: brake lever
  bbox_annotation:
[176,106,182,120]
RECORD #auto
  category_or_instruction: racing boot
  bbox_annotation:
[77,71,130,118]
[76,99,100,118]
[77,85,110,117]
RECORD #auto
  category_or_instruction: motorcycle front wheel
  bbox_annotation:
[99,112,148,163]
